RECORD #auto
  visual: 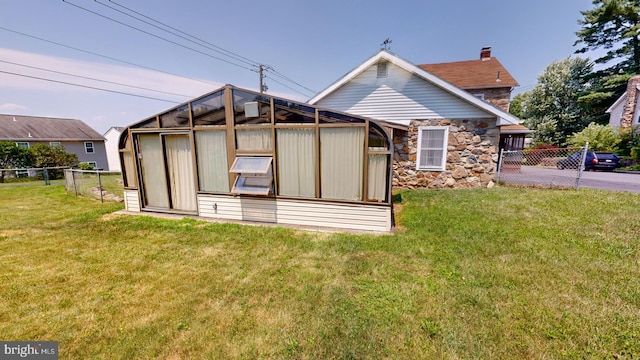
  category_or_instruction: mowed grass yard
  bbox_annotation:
[1,185,639,359]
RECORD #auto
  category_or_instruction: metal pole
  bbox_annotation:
[496,148,504,183]
[97,171,103,203]
[73,170,78,196]
[576,142,589,190]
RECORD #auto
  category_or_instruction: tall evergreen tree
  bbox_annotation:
[574,1,640,125]
[575,0,640,74]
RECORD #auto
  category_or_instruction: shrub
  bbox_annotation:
[568,123,620,151]
[78,162,95,170]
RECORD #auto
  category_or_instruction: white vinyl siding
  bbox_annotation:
[124,190,140,212]
[416,126,448,171]
[316,62,491,125]
[198,194,392,233]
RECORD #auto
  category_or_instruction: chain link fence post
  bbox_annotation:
[43,167,50,186]
[97,171,104,203]
[496,148,504,183]
[576,142,589,190]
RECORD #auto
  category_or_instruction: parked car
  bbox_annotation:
[557,151,621,171]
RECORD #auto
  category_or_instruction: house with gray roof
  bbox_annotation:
[0,114,108,169]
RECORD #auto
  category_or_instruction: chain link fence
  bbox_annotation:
[64,169,124,203]
[0,166,70,187]
[497,144,589,189]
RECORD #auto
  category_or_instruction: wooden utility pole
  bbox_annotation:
[259,64,269,93]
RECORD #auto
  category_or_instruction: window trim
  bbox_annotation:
[416,126,449,171]
[84,141,95,154]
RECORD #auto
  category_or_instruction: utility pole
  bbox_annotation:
[258,64,270,93]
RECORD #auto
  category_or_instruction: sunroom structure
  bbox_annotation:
[119,85,394,232]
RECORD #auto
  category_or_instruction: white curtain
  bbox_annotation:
[320,127,364,201]
[195,131,229,192]
[138,134,169,208]
[164,135,197,211]
[277,128,315,197]
[368,153,387,201]
[236,128,272,150]
[122,152,136,188]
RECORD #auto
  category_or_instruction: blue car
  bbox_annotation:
[556,151,620,171]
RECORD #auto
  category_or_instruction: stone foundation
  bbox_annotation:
[392,119,500,189]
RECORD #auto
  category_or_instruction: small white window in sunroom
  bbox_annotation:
[416,126,448,171]
[229,157,274,196]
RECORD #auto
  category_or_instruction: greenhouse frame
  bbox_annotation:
[119,85,394,232]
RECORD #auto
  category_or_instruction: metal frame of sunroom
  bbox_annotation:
[118,85,394,233]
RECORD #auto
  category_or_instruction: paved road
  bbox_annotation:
[499,167,640,193]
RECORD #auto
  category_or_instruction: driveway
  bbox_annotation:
[498,167,640,193]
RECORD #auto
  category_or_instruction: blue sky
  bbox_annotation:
[1,0,596,134]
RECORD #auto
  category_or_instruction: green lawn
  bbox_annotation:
[1,185,639,359]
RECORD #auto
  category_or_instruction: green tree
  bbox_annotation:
[0,141,32,182]
[508,92,525,118]
[574,1,640,125]
[567,122,621,151]
[28,144,79,179]
[575,0,640,74]
[521,57,593,146]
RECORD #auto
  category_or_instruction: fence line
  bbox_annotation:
[64,169,124,203]
[0,166,70,186]
[497,144,589,190]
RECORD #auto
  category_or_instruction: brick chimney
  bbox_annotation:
[480,46,491,61]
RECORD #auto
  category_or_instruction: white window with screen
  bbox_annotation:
[85,142,95,154]
[50,142,61,147]
[416,126,448,171]
[230,157,274,195]
[15,142,29,149]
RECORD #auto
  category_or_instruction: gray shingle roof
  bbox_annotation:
[0,114,104,141]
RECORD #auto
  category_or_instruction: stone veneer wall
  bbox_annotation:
[621,75,640,128]
[392,119,500,189]
[467,87,512,112]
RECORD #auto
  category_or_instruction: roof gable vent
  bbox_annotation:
[377,61,388,78]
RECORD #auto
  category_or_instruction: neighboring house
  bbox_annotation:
[104,126,124,171]
[309,49,530,189]
[0,114,108,169]
[606,75,640,129]
[119,85,394,233]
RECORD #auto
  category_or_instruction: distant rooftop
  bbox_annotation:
[0,114,104,141]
